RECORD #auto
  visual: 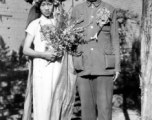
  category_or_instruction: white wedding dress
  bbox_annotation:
[26,15,62,120]
[23,15,77,120]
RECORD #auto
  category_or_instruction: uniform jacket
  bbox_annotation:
[71,0,120,76]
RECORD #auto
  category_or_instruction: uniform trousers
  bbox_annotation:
[77,75,113,120]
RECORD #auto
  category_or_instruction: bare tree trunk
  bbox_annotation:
[141,0,152,119]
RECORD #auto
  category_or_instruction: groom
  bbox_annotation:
[71,0,120,120]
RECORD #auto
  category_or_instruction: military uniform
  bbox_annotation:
[71,0,120,120]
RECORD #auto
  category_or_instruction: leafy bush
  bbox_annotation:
[0,37,27,72]
[114,9,141,113]
[0,36,28,119]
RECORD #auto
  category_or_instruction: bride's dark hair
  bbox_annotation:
[36,0,54,13]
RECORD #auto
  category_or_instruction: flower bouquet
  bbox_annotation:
[40,8,86,58]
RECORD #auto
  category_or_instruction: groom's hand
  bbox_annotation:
[113,71,120,82]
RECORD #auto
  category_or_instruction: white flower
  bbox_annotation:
[96,8,111,27]
[32,1,36,5]
[32,0,40,5]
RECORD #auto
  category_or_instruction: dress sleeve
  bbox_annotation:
[25,20,37,37]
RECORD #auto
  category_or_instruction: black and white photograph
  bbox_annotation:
[0,0,149,120]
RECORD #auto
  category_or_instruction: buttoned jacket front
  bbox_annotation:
[71,0,120,76]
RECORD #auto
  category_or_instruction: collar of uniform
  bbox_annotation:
[86,0,101,7]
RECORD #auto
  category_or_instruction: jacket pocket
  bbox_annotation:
[73,55,84,71]
[104,52,115,69]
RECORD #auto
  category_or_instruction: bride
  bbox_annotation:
[22,0,77,120]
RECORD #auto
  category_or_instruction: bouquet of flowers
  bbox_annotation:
[40,8,86,58]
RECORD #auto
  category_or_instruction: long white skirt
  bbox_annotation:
[22,54,76,120]
[33,58,62,120]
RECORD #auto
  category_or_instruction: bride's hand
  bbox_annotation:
[42,49,57,61]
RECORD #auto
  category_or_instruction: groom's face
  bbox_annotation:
[87,0,97,2]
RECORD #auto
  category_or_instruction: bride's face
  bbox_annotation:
[40,1,54,18]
